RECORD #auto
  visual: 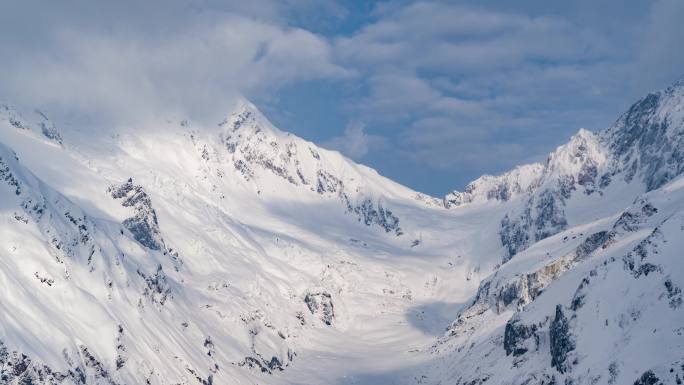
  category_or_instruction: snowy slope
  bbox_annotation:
[446,78,684,264]
[422,173,684,385]
[1,77,683,385]
[417,78,684,385]
[0,99,499,385]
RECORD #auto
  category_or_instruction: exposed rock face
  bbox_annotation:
[472,197,657,319]
[0,340,121,385]
[461,229,616,322]
[500,189,569,261]
[503,317,538,357]
[239,354,289,375]
[109,178,164,251]
[632,370,661,385]
[137,264,171,306]
[304,292,335,325]
[601,79,684,191]
[574,231,610,259]
[351,198,402,235]
[497,130,606,261]
[218,102,404,235]
[0,151,22,195]
[549,305,574,373]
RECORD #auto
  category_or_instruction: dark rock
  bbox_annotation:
[550,305,574,373]
[604,83,684,191]
[304,292,335,325]
[500,211,532,261]
[633,370,661,385]
[109,179,164,251]
[137,264,171,305]
[575,231,611,260]
[664,279,683,309]
[503,318,538,356]
[0,154,22,195]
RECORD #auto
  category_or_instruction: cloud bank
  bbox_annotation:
[1,0,683,194]
[0,1,347,125]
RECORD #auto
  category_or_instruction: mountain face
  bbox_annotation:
[446,79,684,264]
[218,102,404,235]
[1,79,683,385]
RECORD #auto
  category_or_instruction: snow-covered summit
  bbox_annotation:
[444,128,608,210]
[444,163,544,208]
[600,76,684,191]
[445,77,684,263]
[544,128,607,187]
[445,128,608,210]
[185,98,441,236]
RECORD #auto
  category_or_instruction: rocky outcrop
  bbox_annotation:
[632,370,661,385]
[498,130,606,261]
[109,178,164,251]
[503,317,539,357]
[0,151,22,195]
[549,305,574,373]
[601,79,684,191]
[109,178,183,271]
[485,228,613,314]
[0,105,29,130]
[0,340,121,385]
[137,264,171,306]
[35,110,63,145]
[239,354,290,375]
[500,190,568,261]
[351,197,402,235]
[304,292,335,325]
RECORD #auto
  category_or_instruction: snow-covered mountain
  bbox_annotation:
[1,78,683,385]
[447,78,684,263]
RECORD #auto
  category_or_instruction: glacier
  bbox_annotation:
[0,78,683,384]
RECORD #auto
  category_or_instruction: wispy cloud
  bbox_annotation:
[0,1,349,126]
[1,0,682,194]
[326,0,683,183]
[322,121,387,160]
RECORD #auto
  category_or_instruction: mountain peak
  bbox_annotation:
[544,128,606,181]
[444,163,544,208]
[218,98,284,139]
[600,76,684,191]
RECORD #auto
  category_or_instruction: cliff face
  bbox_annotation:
[444,78,684,263]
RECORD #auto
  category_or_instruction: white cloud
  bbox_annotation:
[1,0,682,194]
[322,121,386,159]
[328,1,682,179]
[0,2,349,126]
[633,0,684,89]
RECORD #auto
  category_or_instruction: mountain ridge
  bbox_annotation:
[0,77,683,385]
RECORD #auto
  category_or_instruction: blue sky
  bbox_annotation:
[1,1,683,196]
